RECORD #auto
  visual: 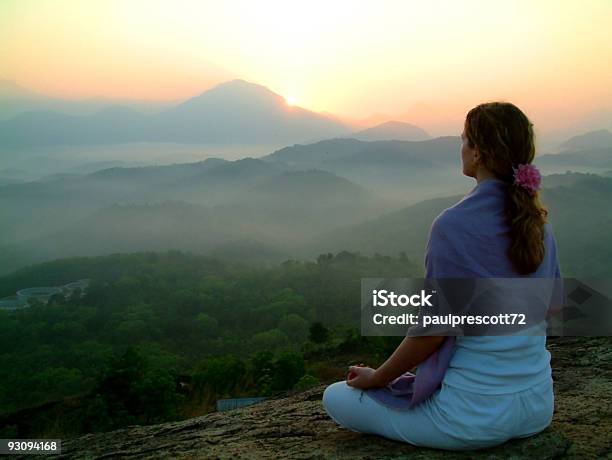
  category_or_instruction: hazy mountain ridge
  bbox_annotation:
[0,163,391,274]
[538,147,612,170]
[1,130,611,276]
[1,135,471,250]
[0,157,257,247]
[263,136,459,166]
[353,120,431,141]
[263,135,472,201]
[0,80,348,148]
[263,133,611,175]
[1,169,610,277]
[253,169,378,204]
[304,173,612,277]
[0,79,175,121]
[558,129,612,152]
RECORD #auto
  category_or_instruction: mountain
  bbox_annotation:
[264,136,460,168]
[0,201,298,271]
[254,169,375,202]
[0,163,391,275]
[353,120,431,141]
[0,79,172,121]
[537,130,612,174]
[306,173,612,277]
[559,129,612,152]
[0,157,275,246]
[0,79,38,99]
[0,79,349,148]
[263,136,470,201]
[151,80,349,144]
[306,194,458,264]
[538,147,612,171]
[244,169,387,229]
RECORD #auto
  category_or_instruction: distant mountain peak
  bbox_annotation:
[172,78,286,115]
[354,120,431,142]
[0,79,41,98]
[198,79,282,100]
[214,78,264,89]
[378,120,418,128]
[560,128,612,152]
[0,78,348,147]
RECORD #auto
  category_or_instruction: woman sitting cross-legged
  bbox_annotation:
[322,102,560,450]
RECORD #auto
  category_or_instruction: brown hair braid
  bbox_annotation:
[464,102,548,275]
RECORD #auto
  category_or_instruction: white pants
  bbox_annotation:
[322,377,554,450]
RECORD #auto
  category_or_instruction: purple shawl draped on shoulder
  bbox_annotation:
[364,179,525,410]
[365,336,456,410]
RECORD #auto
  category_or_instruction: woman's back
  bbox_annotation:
[323,102,557,450]
[425,177,560,394]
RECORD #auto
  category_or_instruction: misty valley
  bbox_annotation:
[1,134,611,278]
[0,78,611,442]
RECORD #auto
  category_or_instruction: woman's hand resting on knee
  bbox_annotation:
[346,336,446,390]
[346,365,385,390]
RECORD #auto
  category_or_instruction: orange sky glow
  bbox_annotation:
[1,0,610,135]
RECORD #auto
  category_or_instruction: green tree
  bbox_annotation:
[271,352,305,392]
[195,313,219,337]
[95,347,145,426]
[248,351,274,395]
[94,346,183,427]
[193,356,246,397]
[133,366,182,424]
[278,314,309,343]
[293,374,319,391]
[32,367,85,400]
[251,329,289,352]
[309,322,329,344]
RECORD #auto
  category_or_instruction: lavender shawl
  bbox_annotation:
[365,179,528,410]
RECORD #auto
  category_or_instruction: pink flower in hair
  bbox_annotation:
[512,164,541,195]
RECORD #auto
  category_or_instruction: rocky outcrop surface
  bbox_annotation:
[42,337,611,459]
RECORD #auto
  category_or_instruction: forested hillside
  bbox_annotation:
[0,251,417,437]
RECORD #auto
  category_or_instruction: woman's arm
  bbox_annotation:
[347,213,450,389]
[374,335,446,384]
[347,335,446,390]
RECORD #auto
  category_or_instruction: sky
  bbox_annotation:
[1,0,611,135]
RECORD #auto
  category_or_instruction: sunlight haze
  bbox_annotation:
[1,0,610,135]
